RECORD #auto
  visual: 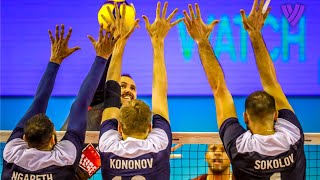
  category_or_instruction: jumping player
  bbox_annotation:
[98,2,181,179]
[2,24,119,179]
[183,1,306,179]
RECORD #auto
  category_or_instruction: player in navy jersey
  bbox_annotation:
[98,2,182,179]
[183,1,306,179]
[2,24,119,180]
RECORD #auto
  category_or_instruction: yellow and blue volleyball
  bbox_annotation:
[98,0,136,29]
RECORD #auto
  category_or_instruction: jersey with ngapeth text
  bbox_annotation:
[98,114,172,180]
[219,109,306,180]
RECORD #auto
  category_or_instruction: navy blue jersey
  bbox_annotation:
[2,57,107,180]
[98,114,172,180]
[219,109,306,180]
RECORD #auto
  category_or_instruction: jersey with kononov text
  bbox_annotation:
[99,114,172,180]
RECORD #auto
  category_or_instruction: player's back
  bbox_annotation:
[220,109,306,180]
[99,115,172,180]
[2,138,80,180]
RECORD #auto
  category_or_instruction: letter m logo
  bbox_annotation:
[281,4,305,26]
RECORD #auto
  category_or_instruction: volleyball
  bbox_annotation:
[98,0,136,29]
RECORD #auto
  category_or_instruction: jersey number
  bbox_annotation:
[270,172,281,180]
[112,176,146,180]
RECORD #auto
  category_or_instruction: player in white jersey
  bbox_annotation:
[182,1,306,179]
[98,2,182,179]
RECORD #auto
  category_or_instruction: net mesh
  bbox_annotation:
[1,132,319,179]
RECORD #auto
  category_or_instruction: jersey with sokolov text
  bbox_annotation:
[219,109,306,180]
[98,114,172,180]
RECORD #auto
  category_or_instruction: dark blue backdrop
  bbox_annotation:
[1,0,320,96]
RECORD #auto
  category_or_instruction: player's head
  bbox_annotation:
[206,144,230,174]
[23,113,57,150]
[244,91,277,129]
[118,99,152,139]
[121,74,137,105]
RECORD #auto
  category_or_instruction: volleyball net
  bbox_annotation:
[1,131,319,179]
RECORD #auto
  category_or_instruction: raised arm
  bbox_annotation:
[101,3,139,123]
[12,25,80,137]
[183,4,237,128]
[66,24,119,141]
[142,2,182,121]
[241,0,293,112]
[90,56,112,106]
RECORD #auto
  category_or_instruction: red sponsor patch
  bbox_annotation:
[79,143,101,177]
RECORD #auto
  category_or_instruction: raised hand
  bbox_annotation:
[142,2,182,44]
[240,0,271,34]
[48,24,80,64]
[87,24,120,60]
[183,4,219,44]
[101,3,139,41]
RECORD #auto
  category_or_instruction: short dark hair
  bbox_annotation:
[24,114,54,149]
[121,73,133,79]
[245,91,276,119]
[119,100,152,136]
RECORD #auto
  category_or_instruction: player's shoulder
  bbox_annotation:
[277,109,303,131]
[4,141,77,172]
[278,109,297,120]
[152,114,171,130]
[3,138,28,162]
[153,114,169,122]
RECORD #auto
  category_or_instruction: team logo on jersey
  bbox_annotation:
[79,144,101,177]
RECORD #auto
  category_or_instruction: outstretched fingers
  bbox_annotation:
[183,10,191,25]
[208,19,220,31]
[106,6,116,23]
[142,15,150,27]
[65,28,73,42]
[55,25,59,41]
[263,7,271,18]
[99,24,104,41]
[48,30,54,43]
[250,0,259,14]
[258,0,265,12]
[171,18,183,27]
[69,46,81,54]
[167,8,178,22]
[121,3,127,30]
[114,2,120,21]
[240,9,252,30]
[195,3,201,20]
[162,1,168,19]
[87,35,96,45]
[156,2,161,20]
[60,24,65,40]
[182,18,190,29]
[188,4,195,21]
[124,19,140,38]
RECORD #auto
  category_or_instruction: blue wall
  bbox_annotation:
[1,96,320,132]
